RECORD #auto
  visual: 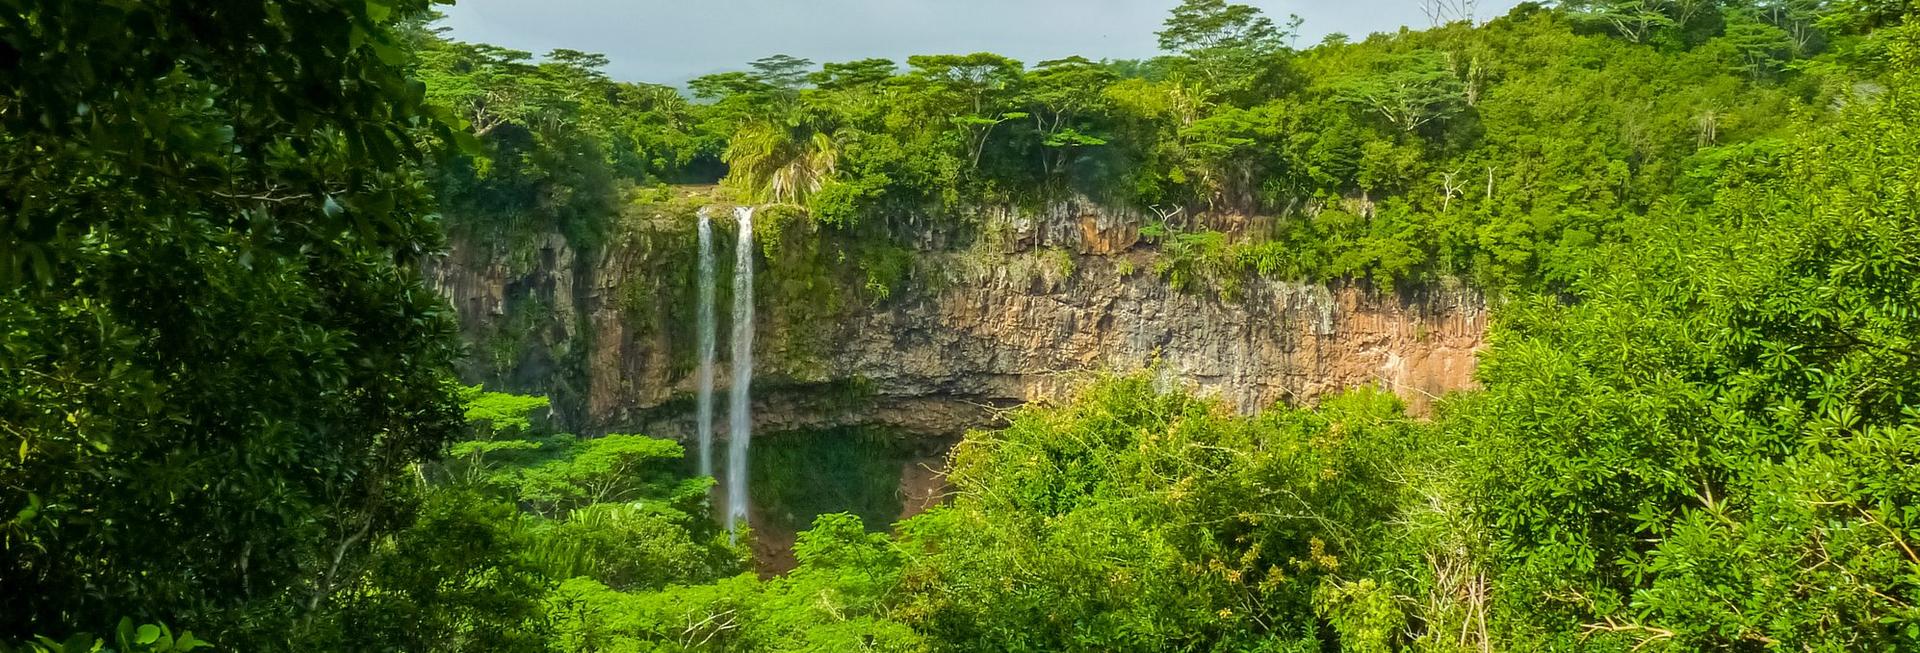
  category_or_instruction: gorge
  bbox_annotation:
[431,195,1489,441]
[432,194,1490,563]
[14,0,1920,648]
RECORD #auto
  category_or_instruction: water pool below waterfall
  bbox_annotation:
[719,427,956,574]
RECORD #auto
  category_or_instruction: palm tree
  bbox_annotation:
[722,120,839,206]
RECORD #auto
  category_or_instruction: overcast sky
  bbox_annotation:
[435,0,1524,85]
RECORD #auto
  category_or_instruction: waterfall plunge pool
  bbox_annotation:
[712,426,956,575]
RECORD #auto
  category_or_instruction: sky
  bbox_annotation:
[435,0,1525,85]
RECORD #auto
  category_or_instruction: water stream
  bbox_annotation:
[726,206,757,536]
[693,208,717,480]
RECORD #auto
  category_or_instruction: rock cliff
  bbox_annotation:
[430,198,1488,438]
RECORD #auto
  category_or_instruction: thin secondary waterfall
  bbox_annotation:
[693,209,718,481]
[726,206,756,536]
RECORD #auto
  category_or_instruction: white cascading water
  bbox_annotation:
[693,208,718,481]
[726,206,756,536]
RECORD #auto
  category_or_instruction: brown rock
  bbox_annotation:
[429,200,1488,440]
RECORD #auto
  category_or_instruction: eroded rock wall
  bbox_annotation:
[431,202,1488,438]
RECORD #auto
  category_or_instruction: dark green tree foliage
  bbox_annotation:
[0,0,466,644]
[317,489,552,653]
[649,0,1871,293]
[891,379,1424,651]
[416,35,718,255]
[518,16,1920,652]
[314,388,744,651]
[1329,50,1467,133]
[1560,0,1686,43]
[7,1,1920,651]
[1156,0,1300,98]
[1023,57,1118,179]
[749,55,817,90]
[543,513,924,652]
[392,0,1902,297]
[1453,26,1920,647]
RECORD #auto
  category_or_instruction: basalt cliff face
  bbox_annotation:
[431,198,1488,438]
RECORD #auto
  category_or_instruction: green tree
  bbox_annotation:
[749,54,817,89]
[1716,5,1800,78]
[0,0,468,644]
[1330,50,1468,133]
[888,376,1429,651]
[905,53,1029,169]
[1023,57,1117,178]
[1452,24,1920,648]
[1156,0,1298,96]
[725,121,842,205]
[1560,0,1681,42]
[416,42,543,137]
[812,58,898,91]
[317,491,552,653]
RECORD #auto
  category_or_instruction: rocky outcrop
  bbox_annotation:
[430,200,1488,439]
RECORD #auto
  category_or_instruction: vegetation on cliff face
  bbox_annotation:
[417,0,1854,292]
[4,0,1920,651]
[424,0,1883,412]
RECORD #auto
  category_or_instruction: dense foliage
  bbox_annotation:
[5,0,1919,651]
[1,0,469,646]
[309,388,745,652]
[471,0,1849,291]
[411,32,717,257]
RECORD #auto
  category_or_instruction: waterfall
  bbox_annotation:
[694,209,718,481]
[726,206,756,536]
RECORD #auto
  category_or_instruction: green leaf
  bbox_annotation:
[60,632,95,652]
[173,631,208,651]
[372,40,405,66]
[15,493,41,523]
